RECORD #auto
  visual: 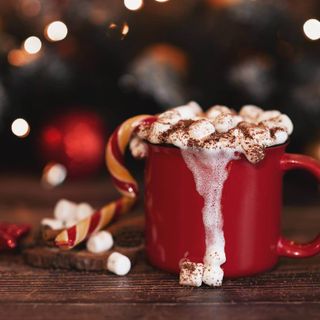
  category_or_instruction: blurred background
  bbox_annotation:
[0,0,319,205]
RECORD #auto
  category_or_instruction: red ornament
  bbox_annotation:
[39,110,107,178]
[0,223,30,251]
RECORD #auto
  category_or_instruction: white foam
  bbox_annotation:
[181,148,237,287]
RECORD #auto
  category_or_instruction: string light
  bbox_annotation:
[23,36,42,54]
[42,162,67,187]
[107,22,130,40]
[124,0,143,11]
[11,118,30,138]
[303,18,320,41]
[122,23,130,37]
[45,21,68,41]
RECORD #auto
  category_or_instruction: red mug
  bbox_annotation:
[144,143,320,277]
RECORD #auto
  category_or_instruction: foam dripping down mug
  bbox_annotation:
[144,142,320,277]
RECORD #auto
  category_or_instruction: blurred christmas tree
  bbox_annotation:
[0,0,319,177]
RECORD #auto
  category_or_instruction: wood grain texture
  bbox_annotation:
[0,176,319,319]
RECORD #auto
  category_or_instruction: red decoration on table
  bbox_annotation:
[39,110,107,178]
[0,223,30,251]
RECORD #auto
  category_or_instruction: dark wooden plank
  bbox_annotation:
[0,303,319,320]
[0,252,319,304]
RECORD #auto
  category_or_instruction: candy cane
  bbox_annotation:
[55,115,155,249]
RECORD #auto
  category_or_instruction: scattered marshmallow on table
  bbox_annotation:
[179,260,204,287]
[41,218,64,230]
[202,264,224,287]
[107,252,131,276]
[54,199,77,222]
[87,231,114,254]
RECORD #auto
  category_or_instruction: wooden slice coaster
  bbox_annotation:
[23,215,144,272]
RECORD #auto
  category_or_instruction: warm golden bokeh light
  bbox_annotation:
[42,162,67,187]
[303,18,320,41]
[23,36,42,54]
[45,21,68,41]
[124,0,143,11]
[11,118,30,138]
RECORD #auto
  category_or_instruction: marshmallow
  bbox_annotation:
[213,114,242,133]
[273,130,288,145]
[257,110,281,122]
[239,105,263,121]
[202,264,224,287]
[188,119,215,140]
[179,260,204,287]
[129,136,148,159]
[206,105,232,119]
[148,122,171,143]
[168,129,189,148]
[158,102,202,125]
[107,252,131,276]
[87,231,114,254]
[54,199,77,222]
[158,110,181,125]
[263,114,293,135]
[277,114,294,135]
[41,218,64,230]
[76,202,94,221]
[174,101,202,119]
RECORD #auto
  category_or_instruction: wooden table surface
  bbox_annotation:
[0,176,319,320]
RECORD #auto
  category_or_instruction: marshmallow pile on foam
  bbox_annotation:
[135,102,293,163]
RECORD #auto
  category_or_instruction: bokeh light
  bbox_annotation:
[124,0,143,11]
[303,18,320,41]
[45,21,68,41]
[11,118,30,138]
[107,22,130,40]
[155,0,169,2]
[42,162,67,187]
[23,36,42,54]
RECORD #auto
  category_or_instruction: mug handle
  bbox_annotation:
[277,153,320,258]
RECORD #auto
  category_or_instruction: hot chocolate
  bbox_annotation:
[132,102,293,286]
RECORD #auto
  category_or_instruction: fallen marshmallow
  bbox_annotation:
[87,231,114,254]
[41,218,64,230]
[213,114,242,133]
[188,119,215,140]
[54,199,77,222]
[202,264,224,287]
[206,105,232,119]
[107,252,131,276]
[179,260,204,287]
[76,202,94,221]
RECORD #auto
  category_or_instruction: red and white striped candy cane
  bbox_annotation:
[55,114,155,249]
